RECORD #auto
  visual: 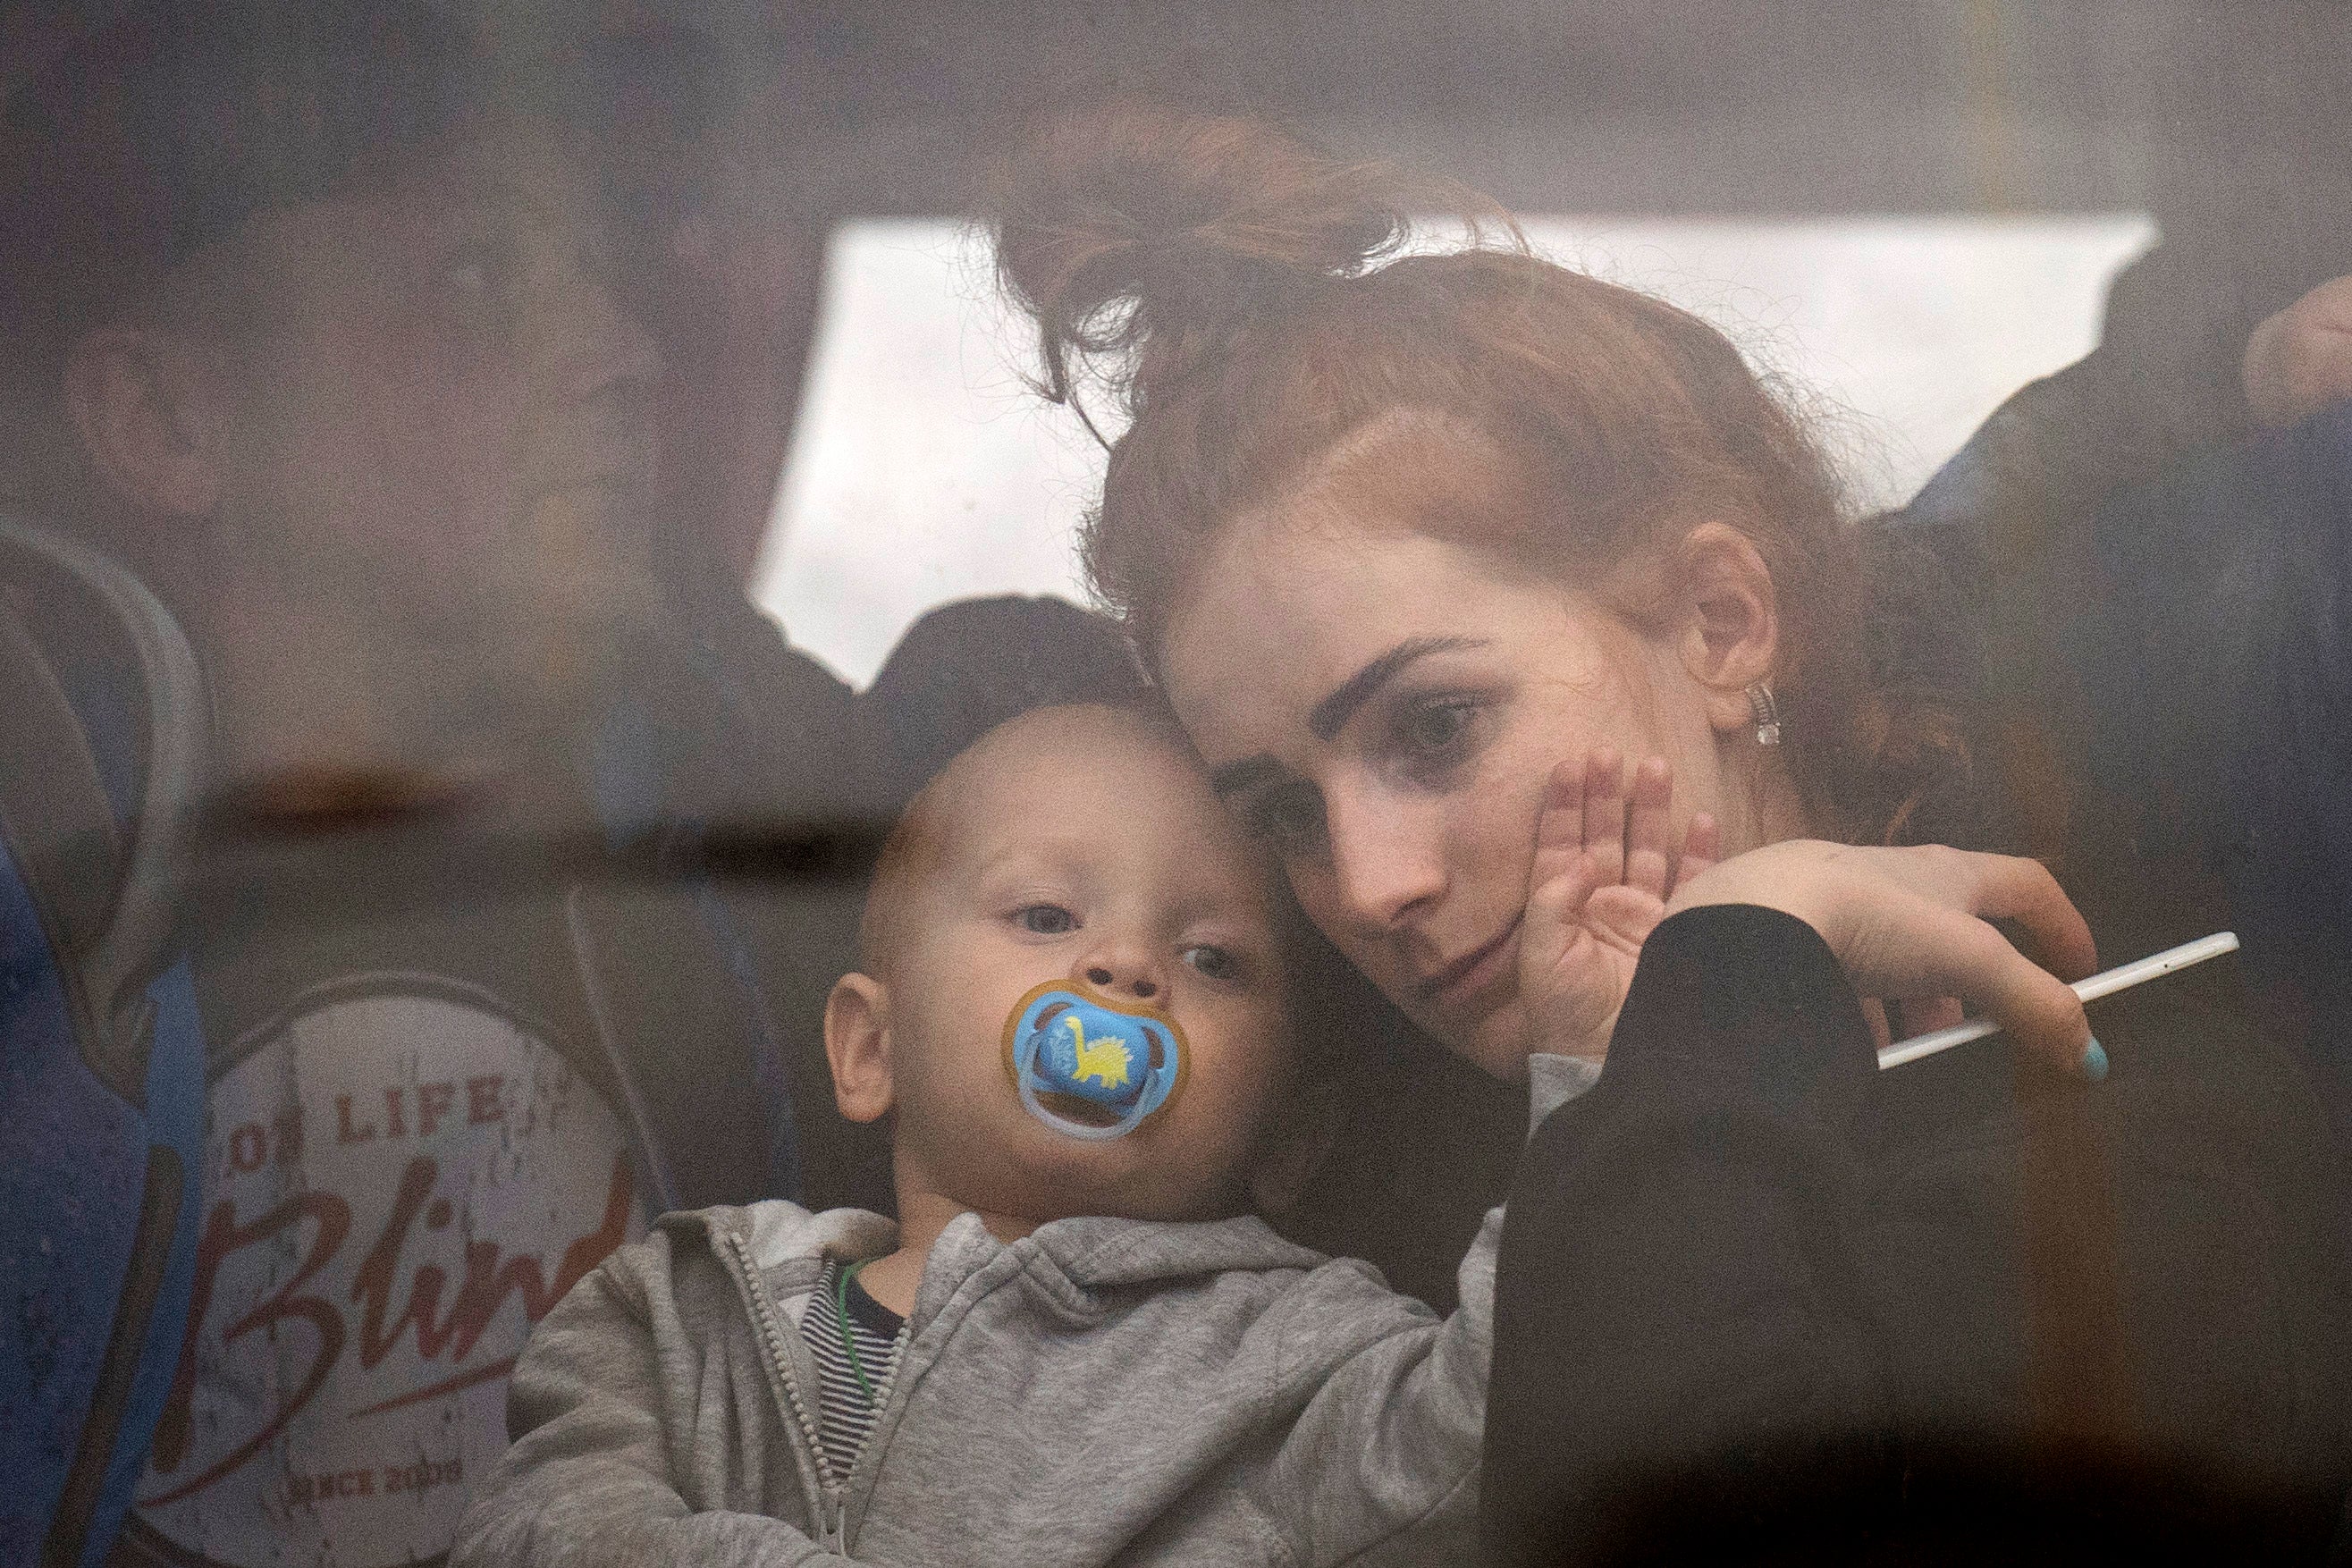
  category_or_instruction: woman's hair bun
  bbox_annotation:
[991,104,1420,415]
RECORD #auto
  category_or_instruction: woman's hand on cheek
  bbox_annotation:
[1663,841,2106,1078]
[1518,750,1720,1064]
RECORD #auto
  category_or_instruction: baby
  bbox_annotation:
[454,700,1589,1567]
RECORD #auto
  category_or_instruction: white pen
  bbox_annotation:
[1876,931,2241,1071]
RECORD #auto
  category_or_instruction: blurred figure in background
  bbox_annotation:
[1890,9,2352,1138]
[0,4,880,1564]
[1901,255,2352,1146]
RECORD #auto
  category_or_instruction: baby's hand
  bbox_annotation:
[1517,751,1719,1064]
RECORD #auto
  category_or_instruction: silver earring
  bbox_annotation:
[1746,682,1783,746]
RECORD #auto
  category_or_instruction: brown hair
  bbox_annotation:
[993,105,1974,846]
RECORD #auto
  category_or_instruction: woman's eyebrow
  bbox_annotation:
[1309,636,1487,740]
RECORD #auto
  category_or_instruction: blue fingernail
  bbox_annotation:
[2079,1037,2109,1083]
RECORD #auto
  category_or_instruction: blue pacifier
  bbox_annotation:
[1001,980,1189,1141]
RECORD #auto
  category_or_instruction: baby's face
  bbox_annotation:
[882,705,1291,1223]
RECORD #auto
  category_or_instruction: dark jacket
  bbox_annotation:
[1483,905,2352,1565]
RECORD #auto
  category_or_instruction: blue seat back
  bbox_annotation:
[0,515,207,1568]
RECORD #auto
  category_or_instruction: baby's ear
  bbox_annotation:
[1246,1079,1343,1221]
[824,974,898,1124]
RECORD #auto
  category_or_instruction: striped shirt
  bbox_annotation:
[800,1257,906,1483]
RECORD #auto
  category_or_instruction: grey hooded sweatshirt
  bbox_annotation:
[452,1059,1596,1568]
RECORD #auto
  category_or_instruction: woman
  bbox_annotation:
[991,109,2087,1063]
[991,108,2351,1558]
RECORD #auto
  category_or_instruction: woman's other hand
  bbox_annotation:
[1519,750,1720,1063]
[1664,841,2105,1077]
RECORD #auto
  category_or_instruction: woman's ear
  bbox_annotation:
[1670,521,1780,735]
[62,323,227,518]
[824,973,898,1124]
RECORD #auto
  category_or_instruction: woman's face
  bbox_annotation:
[1159,452,1741,1078]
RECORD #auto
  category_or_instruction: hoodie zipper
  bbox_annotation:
[720,1229,851,1553]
